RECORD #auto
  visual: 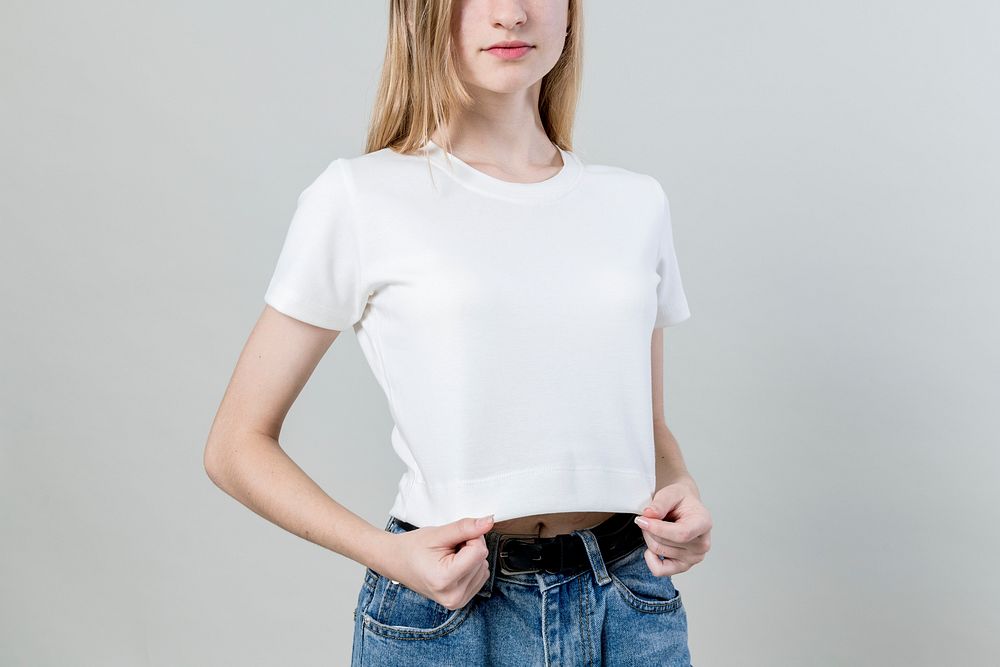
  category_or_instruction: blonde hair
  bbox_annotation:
[364,0,583,156]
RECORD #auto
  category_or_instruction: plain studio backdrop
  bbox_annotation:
[2,1,997,665]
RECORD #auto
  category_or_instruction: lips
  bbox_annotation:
[487,40,531,49]
[484,41,533,60]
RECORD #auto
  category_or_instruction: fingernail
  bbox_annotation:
[634,517,649,528]
[477,514,495,527]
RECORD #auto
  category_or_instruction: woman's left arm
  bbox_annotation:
[636,327,713,576]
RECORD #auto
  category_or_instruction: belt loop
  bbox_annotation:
[571,528,612,586]
[476,529,500,599]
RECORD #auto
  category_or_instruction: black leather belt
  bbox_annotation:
[395,512,646,575]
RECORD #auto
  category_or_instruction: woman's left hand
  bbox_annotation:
[634,480,713,576]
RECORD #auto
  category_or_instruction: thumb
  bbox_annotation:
[439,514,495,546]
[643,487,684,520]
[439,515,494,573]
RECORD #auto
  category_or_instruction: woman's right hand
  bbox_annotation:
[385,514,495,610]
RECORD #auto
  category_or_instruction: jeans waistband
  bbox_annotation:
[380,512,640,598]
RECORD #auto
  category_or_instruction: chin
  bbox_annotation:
[469,74,542,95]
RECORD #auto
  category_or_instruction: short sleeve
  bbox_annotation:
[652,180,692,328]
[263,159,370,331]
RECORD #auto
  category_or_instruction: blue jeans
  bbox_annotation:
[351,514,693,666]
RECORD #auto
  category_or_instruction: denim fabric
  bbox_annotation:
[351,514,692,666]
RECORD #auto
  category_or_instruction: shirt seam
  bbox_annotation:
[409,467,653,487]
[265,285,352,330]
[336,158,370,324]
[425,153,585,204]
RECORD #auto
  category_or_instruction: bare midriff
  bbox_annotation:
[491,511,618,539]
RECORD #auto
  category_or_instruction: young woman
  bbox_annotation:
[205,0,712,664]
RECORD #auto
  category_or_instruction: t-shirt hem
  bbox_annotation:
[264,287,355,331]
[654,306,692,328]
[388,467,656,527]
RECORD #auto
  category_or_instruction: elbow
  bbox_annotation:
[203,438,231,488]
[203,423,277,489]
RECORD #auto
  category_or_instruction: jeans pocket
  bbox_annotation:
[608,543,684,613]
[360,570,476,640]
[352,568,379,624]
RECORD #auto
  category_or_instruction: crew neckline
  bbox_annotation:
[421,138,583,202]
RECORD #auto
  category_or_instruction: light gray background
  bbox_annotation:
[2,1,997,665]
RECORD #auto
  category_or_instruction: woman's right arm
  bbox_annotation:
[202,304,398,575]
[213,153,494,606]
[203,304,495,609]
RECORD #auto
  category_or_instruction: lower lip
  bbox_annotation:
[485,45,532,60]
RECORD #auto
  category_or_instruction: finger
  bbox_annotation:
[448,534,491,573]
[642,547,687,577]
[642,535,688,561]
[641,528,711,555]
[467,557,490,594]
[636,514,711,546]
[644,532,710,569]
[455,536,490,575]
[453,554,486,590]
[446,556,490,607]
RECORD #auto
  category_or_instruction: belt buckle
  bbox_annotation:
[497,534,544,575]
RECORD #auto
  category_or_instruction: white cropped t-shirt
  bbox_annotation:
[263,139,692,527]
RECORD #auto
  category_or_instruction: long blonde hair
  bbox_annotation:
[364,0,583,156]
